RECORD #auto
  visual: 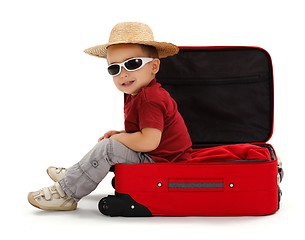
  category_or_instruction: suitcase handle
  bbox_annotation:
[167,178,224,192]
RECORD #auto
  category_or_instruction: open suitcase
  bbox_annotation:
[99,46,283,217]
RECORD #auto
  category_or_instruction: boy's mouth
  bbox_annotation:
[122,81,135,86]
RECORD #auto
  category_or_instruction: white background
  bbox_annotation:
[1,0,304,239]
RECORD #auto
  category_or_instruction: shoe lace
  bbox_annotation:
[55,167,66,174]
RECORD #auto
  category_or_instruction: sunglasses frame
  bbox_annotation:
[107,57,154,76]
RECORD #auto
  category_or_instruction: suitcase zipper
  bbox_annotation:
[198,159,272,164]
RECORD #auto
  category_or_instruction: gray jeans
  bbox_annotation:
[59,138,153,201]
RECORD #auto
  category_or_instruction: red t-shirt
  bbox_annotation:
[124,79,192,162]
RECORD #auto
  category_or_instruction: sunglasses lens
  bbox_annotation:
[108,65,120,76]
[125,59,143,70]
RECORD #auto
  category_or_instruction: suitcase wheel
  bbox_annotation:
[98,194,152,217]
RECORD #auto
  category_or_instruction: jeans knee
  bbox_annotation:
[95,138,115,161]
[96,138,111,152]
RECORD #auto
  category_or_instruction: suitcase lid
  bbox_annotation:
[156,46,274,147]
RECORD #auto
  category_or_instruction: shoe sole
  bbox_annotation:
[28,192,77,211]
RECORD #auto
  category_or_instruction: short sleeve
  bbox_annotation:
[138,101,164,131]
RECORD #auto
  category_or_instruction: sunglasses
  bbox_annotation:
[107,57,153,76]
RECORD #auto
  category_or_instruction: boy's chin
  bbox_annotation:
[125,91,139,95]
[121,87,140,95]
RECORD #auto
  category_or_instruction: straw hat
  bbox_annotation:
[84,22,179,59]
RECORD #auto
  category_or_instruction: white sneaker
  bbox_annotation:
[47,167,67,182]
[28,182,77,211]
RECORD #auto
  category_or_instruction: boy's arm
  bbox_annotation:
[110,128,162,152]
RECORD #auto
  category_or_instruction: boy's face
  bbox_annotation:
[107,44,160,95]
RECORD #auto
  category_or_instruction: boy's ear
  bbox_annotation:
[152,58,161,74]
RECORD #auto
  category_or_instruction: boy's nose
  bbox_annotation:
[119,66,128,77]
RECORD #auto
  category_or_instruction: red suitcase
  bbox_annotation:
[99,46,283,217]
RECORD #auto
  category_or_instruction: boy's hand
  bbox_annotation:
[98,130,123,142]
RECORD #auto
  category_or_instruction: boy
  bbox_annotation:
[28,22,192,211]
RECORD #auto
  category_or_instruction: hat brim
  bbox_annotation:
[84,41,179,59]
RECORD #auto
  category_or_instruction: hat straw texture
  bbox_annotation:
[84,22,179,58]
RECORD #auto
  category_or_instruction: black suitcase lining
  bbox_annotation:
[157,47,273,146]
